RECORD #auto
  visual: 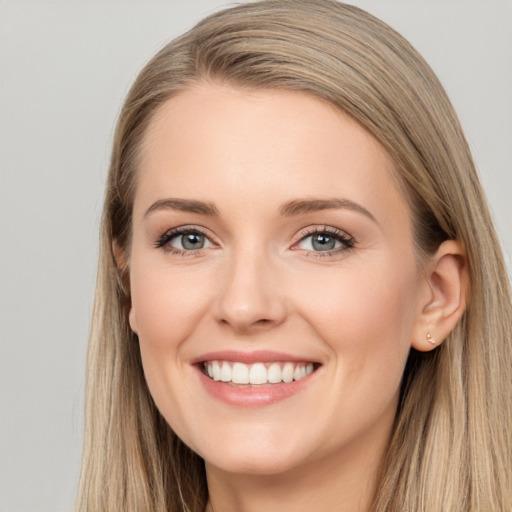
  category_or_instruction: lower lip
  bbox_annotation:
[196,367,316,407]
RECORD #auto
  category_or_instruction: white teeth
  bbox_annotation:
[282,362,294,383]
[204,360,316,385]
[249,363,267,385]
[267,363,282,383]
[231,362,249,384]
[220,362,231,382]
[212,361,221,381]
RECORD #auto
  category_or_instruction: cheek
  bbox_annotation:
[285,256,419,449]
[130,262,212,350]
[128,259,216,412]
[292,254,419,379]
[128,261,217,436]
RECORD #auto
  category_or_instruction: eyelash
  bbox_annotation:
[155,226,213,256]
[292,226,355,258]
[155,225,355,258]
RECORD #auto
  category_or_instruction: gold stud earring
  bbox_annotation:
[426,332,436,346]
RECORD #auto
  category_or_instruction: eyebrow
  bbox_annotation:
[279,198,378,223]
[144,198,220,218]
[144,196,377,223]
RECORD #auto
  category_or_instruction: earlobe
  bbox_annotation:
[128,307,138,335]
[411,240,468,352]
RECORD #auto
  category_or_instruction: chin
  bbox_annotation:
[194,426,317,477]
[205,449,305,477]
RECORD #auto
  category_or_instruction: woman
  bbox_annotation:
[77,1,512,510]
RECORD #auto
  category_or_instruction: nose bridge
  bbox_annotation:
[215,241,286,331]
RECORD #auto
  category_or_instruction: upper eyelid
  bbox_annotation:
[291,226,356,254]
[155,225,217,248]
[155,224,355,250]
[161,224,213,238]
[293,225,354,242]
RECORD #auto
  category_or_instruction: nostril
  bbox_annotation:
[219,317,274,329]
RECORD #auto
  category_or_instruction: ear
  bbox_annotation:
[411,240,469,352]
[112,240,138,334]
[112,239,128,273]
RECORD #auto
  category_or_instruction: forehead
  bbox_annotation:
[135,83,410,232]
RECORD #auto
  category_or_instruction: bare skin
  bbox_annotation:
[124,83,467,512]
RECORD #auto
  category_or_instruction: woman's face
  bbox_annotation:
[128,84,427,476]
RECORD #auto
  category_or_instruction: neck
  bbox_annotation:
[204,423,390,512]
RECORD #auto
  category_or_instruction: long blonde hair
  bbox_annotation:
[77,1,512,510]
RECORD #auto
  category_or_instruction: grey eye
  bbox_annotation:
[298,232,341,252]
[179,232,205,250]
[168,231,214,251]
[311,233,337,251]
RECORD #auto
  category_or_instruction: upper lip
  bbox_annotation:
[190,350,320,365]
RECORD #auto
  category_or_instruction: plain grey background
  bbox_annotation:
[1,1,510,511]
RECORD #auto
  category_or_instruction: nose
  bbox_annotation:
[214,247,287,333]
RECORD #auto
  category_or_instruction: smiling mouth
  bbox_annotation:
[202,361,318,386]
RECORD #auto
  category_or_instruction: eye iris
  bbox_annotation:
[312,233,336,251]
[182,233,204,250]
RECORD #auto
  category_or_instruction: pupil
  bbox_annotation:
[312,233,335,251]
[182,233,204,250]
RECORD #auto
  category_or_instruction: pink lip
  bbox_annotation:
[191,350,317,365]
[196,369,315,407]
[191,350,320,408]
